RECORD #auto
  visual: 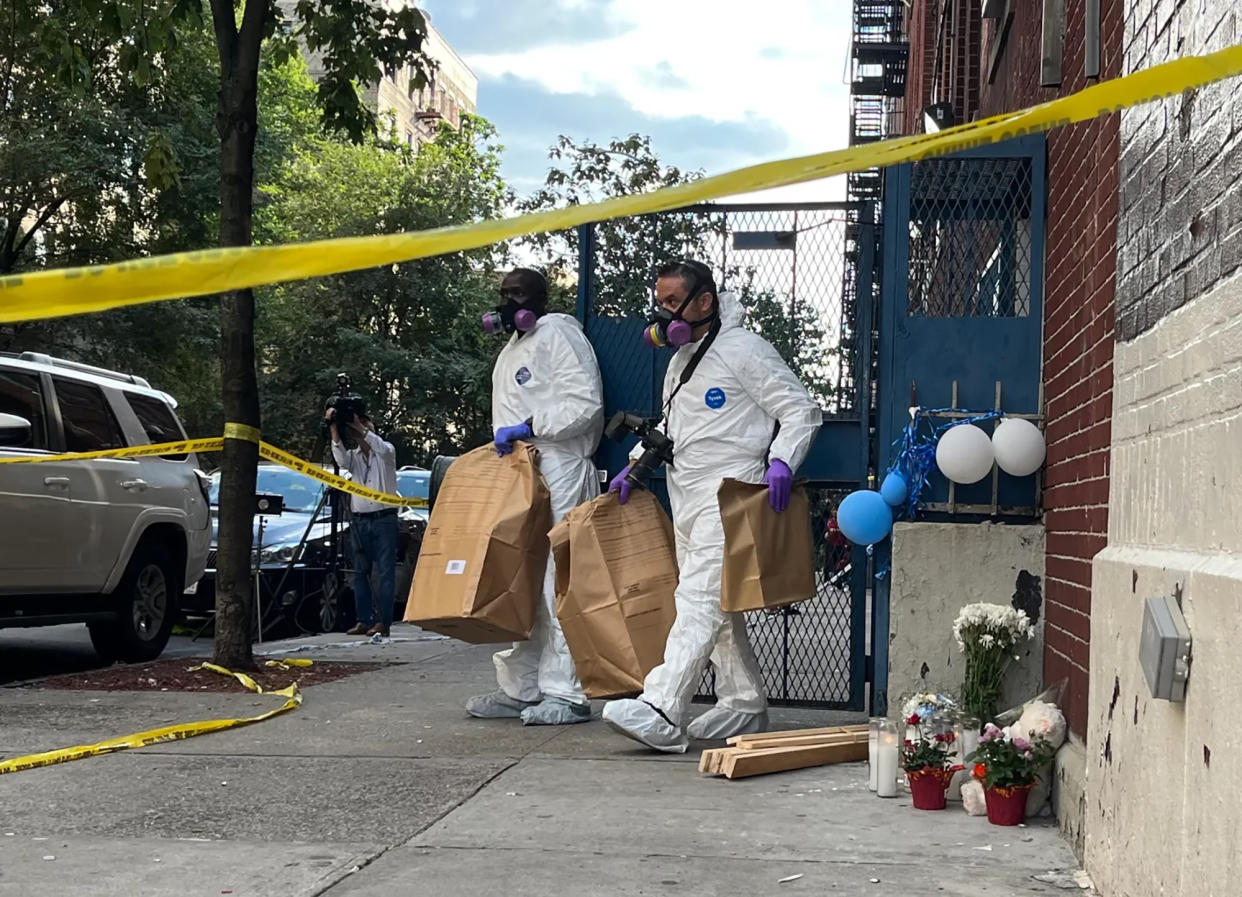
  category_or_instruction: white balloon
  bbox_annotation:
[992,417,1046,476]
[935,423,994,484]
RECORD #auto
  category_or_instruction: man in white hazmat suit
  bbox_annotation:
[602,260,821,752]
[465,267,604,726]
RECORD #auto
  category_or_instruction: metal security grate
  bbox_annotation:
[697,487,857,708]
[906,156,1034,318]
[585,204,860,415]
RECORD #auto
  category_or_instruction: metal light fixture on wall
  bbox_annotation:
[923,102,956,133]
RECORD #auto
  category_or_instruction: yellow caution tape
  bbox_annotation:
[0,44,1239,323]
[0,434,428,508]
[264,658,313,670]
[0,663,301,776]
[224,421,262,443]
[0,437,225,463]
[255,440,424,508]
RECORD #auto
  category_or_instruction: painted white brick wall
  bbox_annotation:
[1086,3,1242,893]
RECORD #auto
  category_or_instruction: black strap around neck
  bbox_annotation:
[661,317,722,421]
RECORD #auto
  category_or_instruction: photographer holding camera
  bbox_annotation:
[464,267,605,727]
[326,406,399,637]
[602,259,821,753]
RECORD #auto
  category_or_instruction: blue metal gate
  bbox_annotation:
[870,135,1048,713]
[576,203,875,710]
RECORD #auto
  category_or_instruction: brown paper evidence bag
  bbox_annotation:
[405,445,815,690]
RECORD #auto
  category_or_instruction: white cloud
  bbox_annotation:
[436,0,853,202]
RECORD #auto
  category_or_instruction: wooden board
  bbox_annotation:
[734,731,868,752]
[726,724,867,747]
[720,740,869,780]
[698,748,725,774]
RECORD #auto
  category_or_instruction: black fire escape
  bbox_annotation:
[839,1,907,438]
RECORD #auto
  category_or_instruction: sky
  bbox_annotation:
[417,0,854,204]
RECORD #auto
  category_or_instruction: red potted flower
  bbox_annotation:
[899,714,962,810]
[966,723,1057,825]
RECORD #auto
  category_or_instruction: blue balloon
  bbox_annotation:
[837,490,893,546]
[880,471,908,507]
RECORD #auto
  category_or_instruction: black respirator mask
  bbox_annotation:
[482,276,547,336]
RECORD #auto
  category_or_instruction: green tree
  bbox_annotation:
[735,273,836,404]
[519,134,722,318]
[255,115,510,465]
[13,0,435,670]
[519,133,835,403]
[0,11,323,443]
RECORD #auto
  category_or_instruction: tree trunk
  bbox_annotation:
[211,29,262,671]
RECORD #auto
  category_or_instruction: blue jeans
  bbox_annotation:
[350,511,398,627]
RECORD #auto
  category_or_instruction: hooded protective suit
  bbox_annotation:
[603,290,820,750]
[474,312,603,719]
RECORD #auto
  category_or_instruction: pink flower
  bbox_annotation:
[1013,737,1031,751]
[1023,750,1033,760]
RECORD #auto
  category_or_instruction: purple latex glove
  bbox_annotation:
[494,421,533,456]
[764,459,793,512]
[608,465,633,505]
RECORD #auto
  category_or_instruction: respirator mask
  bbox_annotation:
[482,280,543,335]
[642,263,718,348]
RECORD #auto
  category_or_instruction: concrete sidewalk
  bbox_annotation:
[0,626,1084,896]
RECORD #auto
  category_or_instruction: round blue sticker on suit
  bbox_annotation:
[705,387,726,409]
[515,366,532,385]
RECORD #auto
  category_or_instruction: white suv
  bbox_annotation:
[0,352,211,661]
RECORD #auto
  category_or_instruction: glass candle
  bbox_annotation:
[868,717,883,791]
[876,719,899,798]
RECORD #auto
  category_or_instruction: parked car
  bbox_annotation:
[396,465,430,523]
[185,463,427,634]
[0,351,211,661]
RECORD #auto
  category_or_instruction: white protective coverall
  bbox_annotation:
[475,312,604,721]
[602,290,820,751]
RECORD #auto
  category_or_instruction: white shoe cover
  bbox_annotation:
[465,690,536,719]
[520,697,592,726]
[687,706,770,741]
[602,698,689,753]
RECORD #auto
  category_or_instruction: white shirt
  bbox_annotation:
[331,430,398,514]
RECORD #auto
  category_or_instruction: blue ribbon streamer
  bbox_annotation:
[884,407,1003,522]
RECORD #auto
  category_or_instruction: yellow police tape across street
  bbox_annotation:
[0,663,303,776]
[0,427,429,508]
[1,43,1240,324]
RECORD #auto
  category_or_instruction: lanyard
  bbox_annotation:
[660,317,722,426]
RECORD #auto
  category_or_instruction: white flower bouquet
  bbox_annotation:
[952,603,1036,725]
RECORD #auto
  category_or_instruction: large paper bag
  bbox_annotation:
[552,490,678,699]
[403,443,551,642]
[718,478,816,613]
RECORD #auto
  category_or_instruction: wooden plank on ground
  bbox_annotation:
[734,731,868,751]
[719,739,869,780]
[727,724,868,747]
[698,748,724,775]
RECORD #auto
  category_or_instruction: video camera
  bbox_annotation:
[605,411,674,489]
[322,372,367,450]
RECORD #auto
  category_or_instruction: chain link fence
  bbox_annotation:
[581,204,866,709]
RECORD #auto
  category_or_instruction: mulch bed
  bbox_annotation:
[35,658,384,693]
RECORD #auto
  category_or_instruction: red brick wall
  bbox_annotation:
[903,0,983,135]
[976,1,1122,739]
[903,1,937,135]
